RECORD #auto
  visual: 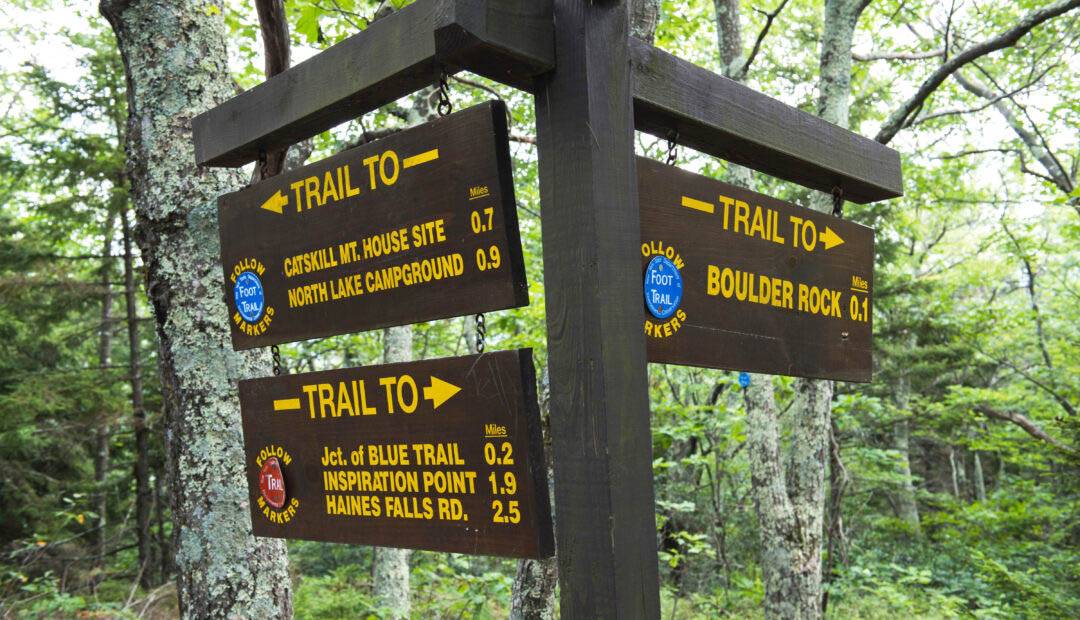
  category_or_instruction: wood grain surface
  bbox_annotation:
[217,102,528,351]
[638,157,875,382]
[239,349,554,559]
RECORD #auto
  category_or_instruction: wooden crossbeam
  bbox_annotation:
[630,40,903,204]
[192,0,552,167]
[193,1,901,207]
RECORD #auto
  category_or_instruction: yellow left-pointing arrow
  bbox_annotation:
[820,226,845,250]
[423,376,461,410]
[260,189,289,214]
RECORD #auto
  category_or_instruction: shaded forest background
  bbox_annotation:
[0,0,1078,617]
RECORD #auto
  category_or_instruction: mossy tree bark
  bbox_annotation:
[99,0,292,616]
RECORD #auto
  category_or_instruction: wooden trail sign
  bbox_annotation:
[195,1,906,613]
[239,348,554,559]
[218,101,528,350]
[638,157,875,382]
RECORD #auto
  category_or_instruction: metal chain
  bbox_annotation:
[665,129,679,166]
[474,313,486,354]
[271,345,284,376]
[832,186,844,218]
[437,72,453,117]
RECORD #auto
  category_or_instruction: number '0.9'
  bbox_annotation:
[475,246,502,271]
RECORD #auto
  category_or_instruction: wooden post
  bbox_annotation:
[534,1,660,617]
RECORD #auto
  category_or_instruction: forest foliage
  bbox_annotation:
[0,0,1078,617]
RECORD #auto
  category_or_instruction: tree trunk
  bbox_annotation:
[154,465,171,583]
[253,0,291,180]
[373,325,413,619]
[973,451,987,502]
[949,447,961,497]
[739,1,872,617]
[510,536,557,620]
[630,0,661,42]
[714,0,745,78]
[715,2,825,616]
[509,350,556,619]
[93,212,117,575]
[996,456,1005,492]
[955,448,968,499]
[99,1,292,616]
[893,420,921,533]
[743,378,820,619]
[893,334,921,535]
[122,208,153,588]
[821,419,848,615]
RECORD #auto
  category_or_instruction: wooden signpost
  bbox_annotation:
[194,0,903,615]
[218,102,527,350]
[239,349,554,558]
[638,157,874,382]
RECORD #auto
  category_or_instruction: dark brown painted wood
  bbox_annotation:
[534,2,660,617]
[631,39,903,204]
[239,349,554,559]
[638,157,874,382]
[192,0,553,168]
[218,102,527,350]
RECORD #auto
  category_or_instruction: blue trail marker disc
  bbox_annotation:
[643,255,683,320]
[738,372,751,388]
[234,271,266,324]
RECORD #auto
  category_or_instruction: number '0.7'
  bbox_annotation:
[471,208,494,234]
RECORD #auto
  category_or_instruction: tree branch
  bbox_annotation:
[734,0,792,81]
[853,48,945,61]
[974,405,1076,455]
[954,70,1079,218]
[935,147,1019,160]
[909,64,1055,126]
[254,0,291,179]
[875,0,1080,145]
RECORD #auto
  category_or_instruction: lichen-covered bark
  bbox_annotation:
[630,0,662,42]
[744,378,819,619]
[713,0,744,78]
[723,1,869,617]
[374,325,413,619]
[510,366,556,620]
[817,0,863,128]
[98,1,291,617]
[712,4,819,613]
[750,3,871,617]
[510,553,557,620]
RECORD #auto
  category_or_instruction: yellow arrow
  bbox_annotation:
[820,226,845,250]
[423,376,461,410]
[260,189,289,214]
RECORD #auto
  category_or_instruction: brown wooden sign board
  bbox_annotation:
[218,101,528,351]
[239,348,554,558]
[637,157,875,382]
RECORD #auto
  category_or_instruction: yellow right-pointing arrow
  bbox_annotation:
[260,189,289,214]
[820,226,845,250]
[423,376,461,410]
